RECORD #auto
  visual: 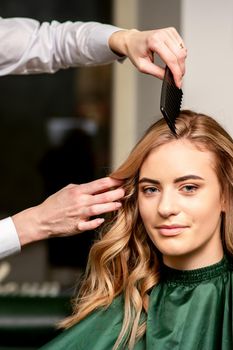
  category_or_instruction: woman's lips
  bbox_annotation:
[156,225,188,236]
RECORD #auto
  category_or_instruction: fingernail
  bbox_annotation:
[178,80,182,89]
[115,202,122,208]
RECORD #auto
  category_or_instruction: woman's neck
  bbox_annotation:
[163,245,224,270]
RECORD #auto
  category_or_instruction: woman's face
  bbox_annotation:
[138,139,224,269]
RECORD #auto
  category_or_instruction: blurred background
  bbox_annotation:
[0,0,233,348]
[0,1,113,348]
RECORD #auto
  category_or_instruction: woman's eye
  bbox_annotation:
[182,185,198,193]
[143,187,159,194]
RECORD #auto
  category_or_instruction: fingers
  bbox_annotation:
[55,177,124,235]
[75,200,122,233]
[76,177,123,195]
[77,201,122,231]
[162,27,187,87]
[75,185,124,233]
[123,27,187,88]
[148,27,187,88]
[76,188,124,217]
[86,187,125,206]
[166,27,185,49]
[80,200,122,219]
[152,40,184,87]
[109,26,187,87]
[68,180,125,232]
[78,218,105,231]
[134,57,165,79]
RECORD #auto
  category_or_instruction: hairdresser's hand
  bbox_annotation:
[109,27,187,88]
[12,177,124,246]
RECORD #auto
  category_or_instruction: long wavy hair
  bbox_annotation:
[61,110,233,349]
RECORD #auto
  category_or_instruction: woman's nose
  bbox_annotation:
[157,190,180,218]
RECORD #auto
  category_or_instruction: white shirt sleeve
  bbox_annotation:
[0,217,21,259]
[0,17,124,75]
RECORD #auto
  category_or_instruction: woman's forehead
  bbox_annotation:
[139,139,216,180]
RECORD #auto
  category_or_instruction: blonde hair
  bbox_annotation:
[61,110,233,348]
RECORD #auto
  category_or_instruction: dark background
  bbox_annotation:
[0,0,113,283]
[0,4,115,347]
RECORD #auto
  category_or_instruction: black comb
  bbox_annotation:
[160,66,183,134]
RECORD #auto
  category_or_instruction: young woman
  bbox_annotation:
[41,110,233,349]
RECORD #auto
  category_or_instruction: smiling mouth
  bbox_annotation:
[156,226,188,237]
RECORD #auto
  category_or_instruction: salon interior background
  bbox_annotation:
[0,0,233,305]
[0,0,114,281]
[0,0,233,347]
[0,0,113,347]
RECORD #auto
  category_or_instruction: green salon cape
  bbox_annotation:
[40,256,233,349]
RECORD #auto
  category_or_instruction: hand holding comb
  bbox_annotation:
[160,66,183,134]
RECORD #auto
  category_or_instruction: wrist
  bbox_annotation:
[109,29,139,57]
[12,206,44,246]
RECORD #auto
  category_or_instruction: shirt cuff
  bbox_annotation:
[0,217,21,259]
[87,23,126,65]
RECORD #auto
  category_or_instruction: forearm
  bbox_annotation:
[0,18,123,75]
[12,206,44,246]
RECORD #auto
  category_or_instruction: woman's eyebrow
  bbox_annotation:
[138,177,160,185]
[173,175,204,183]
[138,175,204,185]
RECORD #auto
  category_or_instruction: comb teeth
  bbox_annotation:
[160,66,183,134]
